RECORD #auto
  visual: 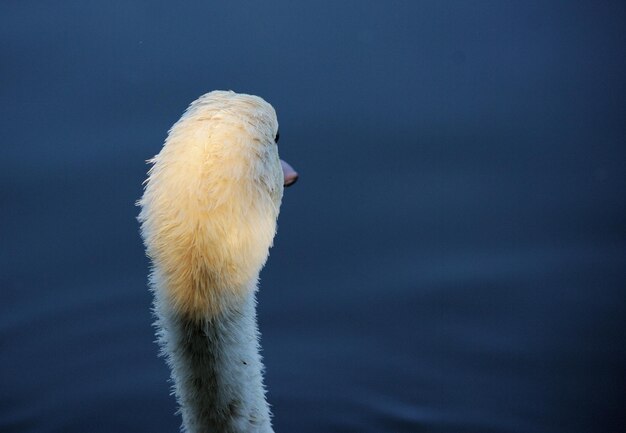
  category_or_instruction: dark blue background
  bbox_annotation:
[2,1,625,432]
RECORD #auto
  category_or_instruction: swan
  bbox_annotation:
[138,90,297,433]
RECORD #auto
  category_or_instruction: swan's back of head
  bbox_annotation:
[139,90,284,319]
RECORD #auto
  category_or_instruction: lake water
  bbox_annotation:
[2,2,625,432]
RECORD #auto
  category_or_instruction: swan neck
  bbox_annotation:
[160,289,273,433]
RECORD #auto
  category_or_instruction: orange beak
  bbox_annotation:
[281,160,298,187]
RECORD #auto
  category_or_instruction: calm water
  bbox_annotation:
[2,2,625,432]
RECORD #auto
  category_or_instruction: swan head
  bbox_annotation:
[139,90,296,319]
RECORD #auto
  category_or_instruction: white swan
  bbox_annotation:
[138,91,297,433]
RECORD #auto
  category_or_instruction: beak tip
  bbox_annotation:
[281,159,298,188]
[284,172,299,187]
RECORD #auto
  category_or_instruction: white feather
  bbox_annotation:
[138,90,283,433]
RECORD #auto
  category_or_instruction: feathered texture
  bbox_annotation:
[138,91,283,433]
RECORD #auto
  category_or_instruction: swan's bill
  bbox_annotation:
[281,159,298,187]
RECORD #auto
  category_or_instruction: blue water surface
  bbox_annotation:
[1,2,625,432]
